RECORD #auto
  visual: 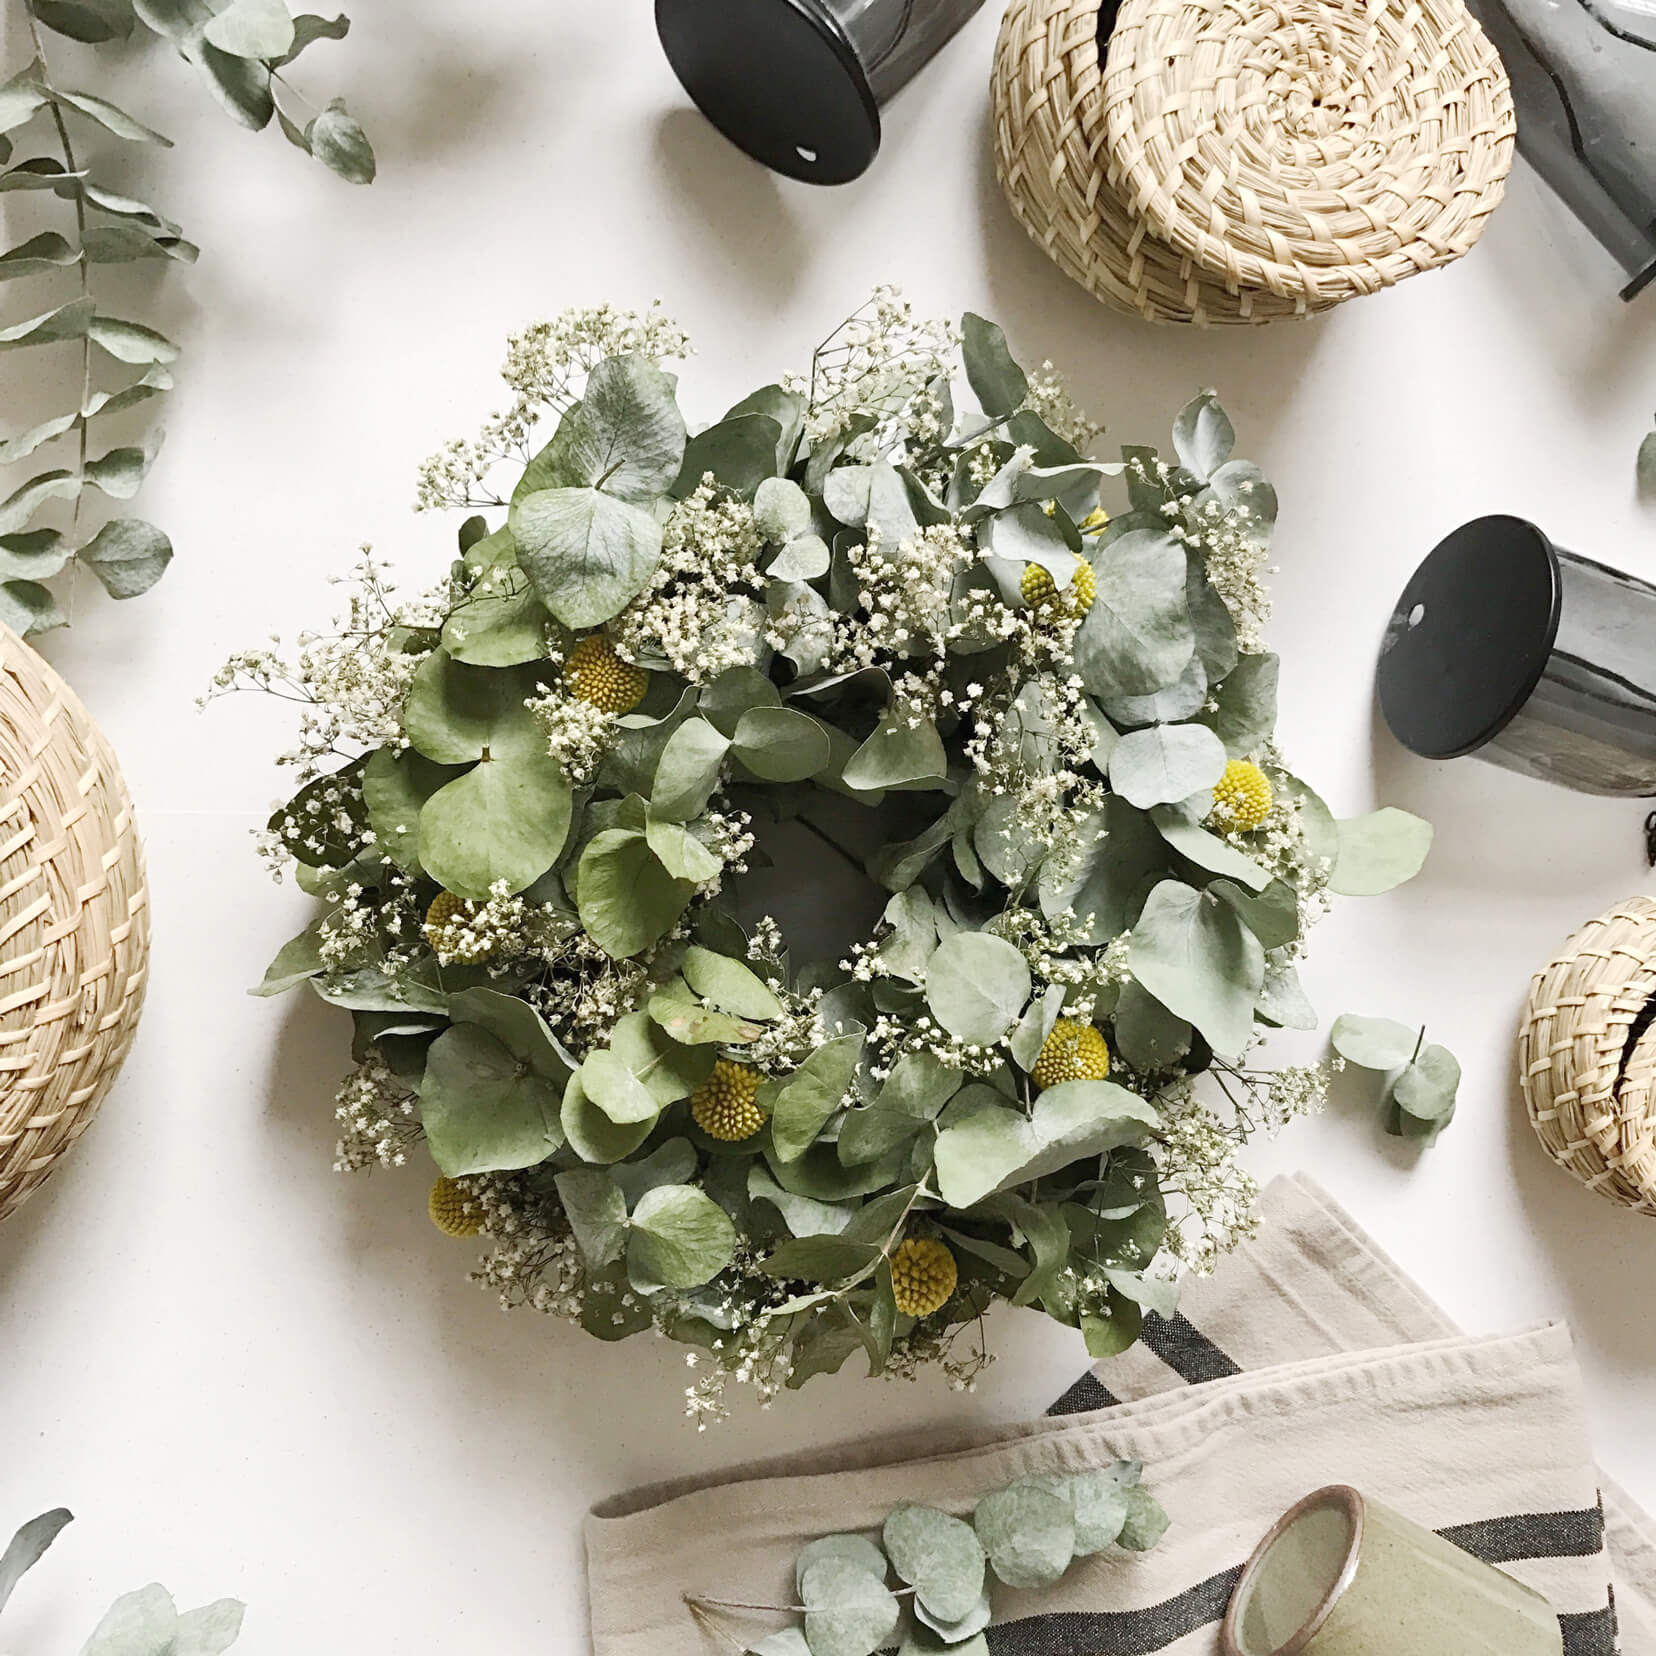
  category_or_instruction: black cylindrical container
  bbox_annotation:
[1378,515,1656,796]
[656,0,987,185]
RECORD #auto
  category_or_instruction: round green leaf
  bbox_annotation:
[626,1184,737,1291]
[683,944,783,1020]
[1063,1468,1133,1555]
[1072,529,1195,702]
[842,713,946,791]
[421,1024,563,1176]
[732,706,831,783]
[755,476,811,542]
[1330,808,1433,897]
[561,1072,654,1165]
[511,486,663,628]
[650,716,730,821]
[1127,879,1264,1060]
[308,99,376,185]
[1118,1485,1171,1551]
[553,1168,629,1268]
[881,1505,985,1624]
[1391,1042,1460,1120]
[795,1535,887,1596]
[606,1009,715,1105]
[973,1479,1075,1589]
[924,933,1031,1047]
[418,750,572,900]
[580,1049,662,1126]
[799,1556,900,1656]
[1108,723,1227,810]
[577,829,695,959]
[1329,1013,1420,1072]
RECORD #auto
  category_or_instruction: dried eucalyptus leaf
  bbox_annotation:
[1329,1013,1419,1071]
[881,1505,985,1624]
[973,1480,1075,1590]
[924,933,1030,1047]
[78,517,172,597]
[0,1508,72,1617]
[80,1583,179,1656]
[795,1534,888,1597]
[800,1555,900,1656]
[307,97,375,184]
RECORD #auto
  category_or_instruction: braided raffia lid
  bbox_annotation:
[1519,895,1656,1216]
[0,624,149,1223]
[992,0,1516,323]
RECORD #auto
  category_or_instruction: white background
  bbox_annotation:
[5,2,1656,1649]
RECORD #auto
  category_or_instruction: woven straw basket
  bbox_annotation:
[0,625,149,1223]
[1519,896,1656,1215]
[991,0,1517,323]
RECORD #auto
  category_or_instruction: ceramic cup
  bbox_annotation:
[1220,1485,1564,1656]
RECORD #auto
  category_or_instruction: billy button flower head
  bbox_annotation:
[1209,759,1274,834]
[422,891,497,965]
[691,1060,765,1141]
[1032,1018,1111,1090]
[1020,560,1097,616]
[429,1176,481,1238]
[564,634,648,714]
[890,1236,958,1317]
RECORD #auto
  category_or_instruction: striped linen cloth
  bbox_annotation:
[584,1174,1656,1655]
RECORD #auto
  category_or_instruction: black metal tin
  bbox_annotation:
[1378,515,1656,797]
[656,0,987,184]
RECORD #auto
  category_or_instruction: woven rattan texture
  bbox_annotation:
[992,0,1516,323]
[1519,896,1656,1216]
[0,625,148,1223]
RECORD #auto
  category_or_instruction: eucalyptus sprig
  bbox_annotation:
[0,0,374,637]
[0,1508,243,1654]
[0,27,185,635]
[29,0,375,183]
[1330,1013,1460,1144]
[685,1462,1167,1656]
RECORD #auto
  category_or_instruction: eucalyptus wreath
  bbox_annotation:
[0,0,373,636]
[227,293,1432,1423]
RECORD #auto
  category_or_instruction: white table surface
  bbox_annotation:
[6,3,1656,1648]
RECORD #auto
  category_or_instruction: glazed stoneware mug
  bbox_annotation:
[1220,1486,1563,1656]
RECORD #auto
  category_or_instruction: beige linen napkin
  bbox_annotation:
[586,1175,1656,1655]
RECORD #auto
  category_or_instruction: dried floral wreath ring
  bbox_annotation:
[228,294,1430,1423]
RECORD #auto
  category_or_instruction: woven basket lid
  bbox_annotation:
[0,625,149,1223]
[1518,895,1656,1215]
[992,0,1516,323]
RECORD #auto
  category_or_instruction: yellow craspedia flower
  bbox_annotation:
[423,891,495,965]
[564,634,648,714]
[1020,560,1096,616]
[890,1237,958,1318]
[429,1176,481,1238]
[1078,507,1110,534]
[690,1059,764,1142]
[1031,1018,1111,1090]
[1209,759,1274,834]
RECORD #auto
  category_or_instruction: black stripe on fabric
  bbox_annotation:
[1440,1506,1605,1562]
[979,1568,1243,1655]
[1560,1603,1618,1656]
[1046,1372,1119,1416]
[1136,1312,1242,1384]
